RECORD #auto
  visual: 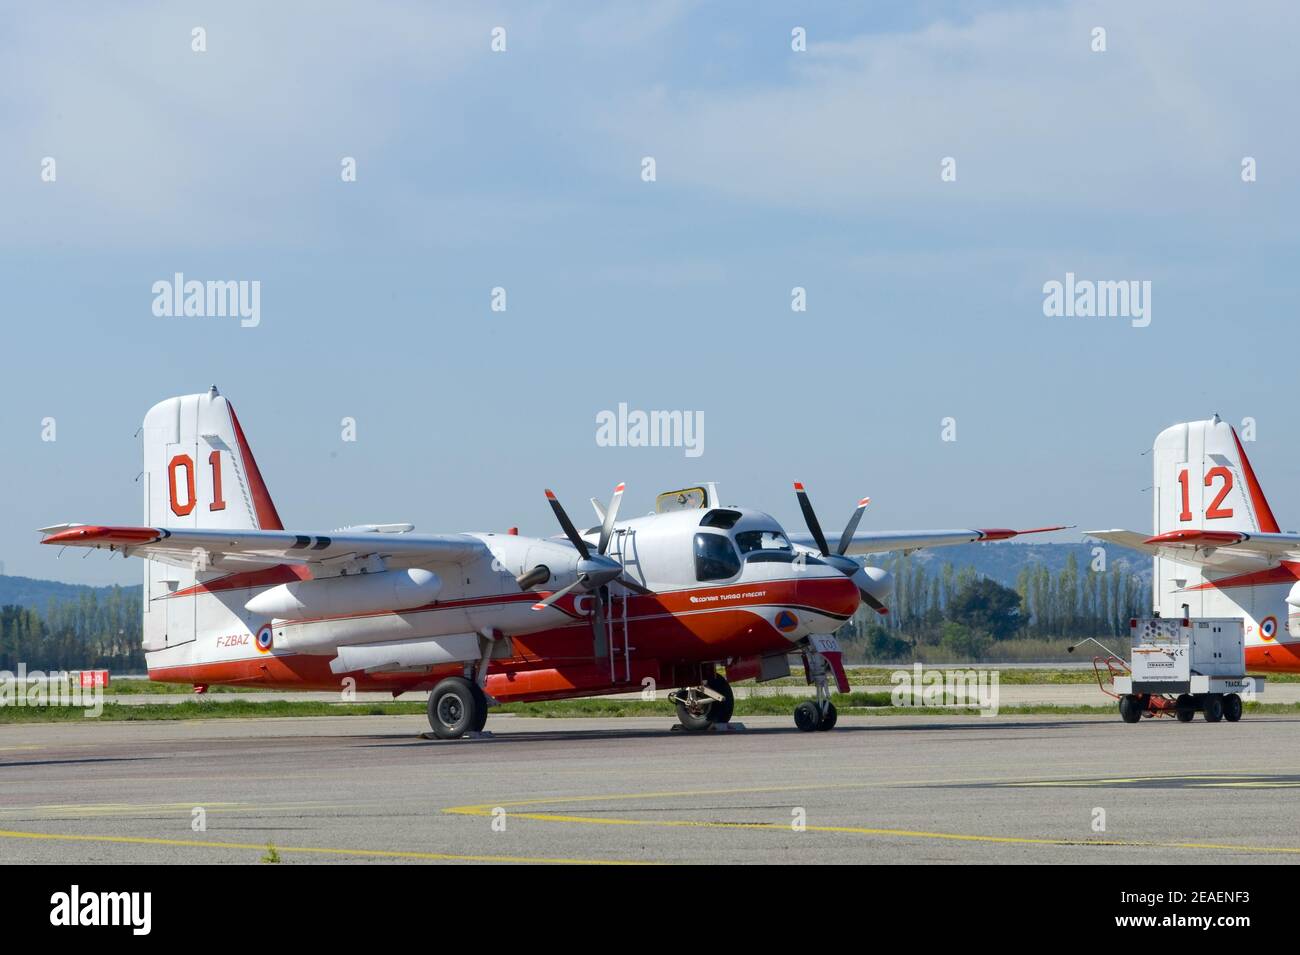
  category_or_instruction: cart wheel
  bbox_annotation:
[1118,694,1142,723]
[1222,693,1243,722]
[1203,694,1224,723]
[1175,694,1195,722]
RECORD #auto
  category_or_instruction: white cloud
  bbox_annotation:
[593,0,1300,217]
[0,2,513,247]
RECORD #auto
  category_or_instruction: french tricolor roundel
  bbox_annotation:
[775,610,799,633]
[255,624,274,653]
[1260,616,1278,641]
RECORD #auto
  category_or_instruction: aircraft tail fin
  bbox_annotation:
[1150,415,1279,616]
[141,388,283,653]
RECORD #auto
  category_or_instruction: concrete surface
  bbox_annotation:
[3,711,1299,864]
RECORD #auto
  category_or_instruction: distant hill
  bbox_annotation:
[867,541,1152,588]
[0,575,142,613]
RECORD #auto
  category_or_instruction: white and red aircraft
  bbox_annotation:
[1091,415,1300,673]
[41,388,1064,738]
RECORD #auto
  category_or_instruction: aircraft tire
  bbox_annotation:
[705,675,734,725]
[817,701,838,731]
[428,677,480,740]
[675,698,714,731]
[794,700,820,732]
[470,682,490,733]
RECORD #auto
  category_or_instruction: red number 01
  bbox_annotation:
[168,452,228,515]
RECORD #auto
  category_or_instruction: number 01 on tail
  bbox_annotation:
[168,451,227,517]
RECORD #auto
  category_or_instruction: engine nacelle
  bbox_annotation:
[246,568,442,621]
[854,565,892,602]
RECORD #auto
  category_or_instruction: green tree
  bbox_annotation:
[946,577,1025,641]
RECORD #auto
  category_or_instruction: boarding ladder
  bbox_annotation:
[605,530,634,684]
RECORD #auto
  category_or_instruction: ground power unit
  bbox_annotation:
[1110,617,1261,723]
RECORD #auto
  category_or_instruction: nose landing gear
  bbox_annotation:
[796,642,840,732]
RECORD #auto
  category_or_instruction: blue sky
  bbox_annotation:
[2,0,1298,585]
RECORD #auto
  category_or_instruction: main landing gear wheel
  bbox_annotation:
[794,700,821,732]
[705,675,734,725]
[470,682,490,733]
[427,677,483,740]
[673,675,734,731]
[1222,693,1243,722]
[1118,694,1143,723]
[1203,693,1224,723]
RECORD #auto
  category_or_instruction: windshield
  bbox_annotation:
[734,529,793,555]
[694,533,741,581]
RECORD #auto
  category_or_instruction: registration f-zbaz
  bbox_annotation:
[42,389,1061,738]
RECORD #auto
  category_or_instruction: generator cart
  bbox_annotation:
[1092,617,1262,723]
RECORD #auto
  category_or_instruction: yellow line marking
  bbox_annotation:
[2,802,245,815]
[0,829,646,865]
[444,783,1300,855]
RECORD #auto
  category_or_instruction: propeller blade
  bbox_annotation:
[616,575,653,596]
[531,578,582,611]
[597,482,625,556]
[793,482,829,556]
[837,497,871,556]
[545,489,590,560]
[858,587,888,615]
[592,586,609,658]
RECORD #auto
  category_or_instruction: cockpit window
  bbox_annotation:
[694,532,740,581]
[734,529,793,556]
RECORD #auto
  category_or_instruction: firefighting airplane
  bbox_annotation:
[40,388,1064,738]
[1091,414,1300,673]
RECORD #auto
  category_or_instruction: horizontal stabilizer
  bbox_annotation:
[1087,528,1292,573]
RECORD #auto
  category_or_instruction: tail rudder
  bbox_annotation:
[1152,415,1279,617]
[143,385,282,534]
[1153,415,1278,538]
[142,387,282,653]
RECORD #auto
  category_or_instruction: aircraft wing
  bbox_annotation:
[37,523,489,572]
[791,525,1069,557]
[1088,528,1300,573]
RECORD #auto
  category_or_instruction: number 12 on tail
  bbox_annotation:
[1177,467,1234,522]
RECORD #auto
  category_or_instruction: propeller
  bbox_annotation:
[528,484,651,656]
[793,482,889,614]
